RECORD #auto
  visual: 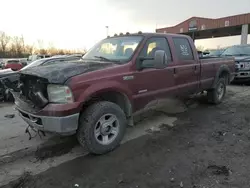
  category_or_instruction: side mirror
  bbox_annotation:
[137,50,168,70]
[154,50,167,69]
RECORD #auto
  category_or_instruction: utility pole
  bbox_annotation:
[105,26,109,37]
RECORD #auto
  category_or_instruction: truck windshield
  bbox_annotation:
[209,49,225,56]
[221,45,250,56]
[82,36,143,63]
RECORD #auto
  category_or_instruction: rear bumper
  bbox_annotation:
[17,107,79,135]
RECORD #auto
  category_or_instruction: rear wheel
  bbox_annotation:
[207,78,226,104]
[77,101,127,154]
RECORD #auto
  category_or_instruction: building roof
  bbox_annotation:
[156,13,250,34]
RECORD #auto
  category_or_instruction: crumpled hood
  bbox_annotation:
[0,69,17,79]
[234,56,250,62]
[20,60,117,84]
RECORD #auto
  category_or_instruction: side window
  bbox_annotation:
[139,37,172,61]
[173,37,194,60]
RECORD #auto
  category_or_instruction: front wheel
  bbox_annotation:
[77,101,127,154]
[207,78,226,104]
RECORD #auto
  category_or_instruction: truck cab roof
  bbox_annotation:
[108,32,191,39]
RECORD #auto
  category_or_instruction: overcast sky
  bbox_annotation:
[0,0,250,49]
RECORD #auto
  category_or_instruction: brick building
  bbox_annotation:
[156,13,250,44]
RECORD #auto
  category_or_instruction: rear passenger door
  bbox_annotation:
[171,37,200,96]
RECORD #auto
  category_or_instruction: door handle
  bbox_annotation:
[194,65,197,70]
[173,68,178,77]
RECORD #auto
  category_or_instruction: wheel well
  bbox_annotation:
[81,91,132,118]
[219,70,230,84]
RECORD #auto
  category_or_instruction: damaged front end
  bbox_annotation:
[3,72,79,136]
[1,73,50,139]
[11,74,49,113]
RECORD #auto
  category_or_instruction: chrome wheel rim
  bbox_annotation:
[94,113,120,145]
[217,82,225,100]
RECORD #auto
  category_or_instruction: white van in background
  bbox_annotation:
[27,54,51,64]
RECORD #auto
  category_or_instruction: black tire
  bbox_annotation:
[77,101,127,154]
[207,78,226,104]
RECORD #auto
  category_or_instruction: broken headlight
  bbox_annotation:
[47,84,74,103]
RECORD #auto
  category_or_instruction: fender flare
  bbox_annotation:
[78,81,133,116]
[212,64,230,88]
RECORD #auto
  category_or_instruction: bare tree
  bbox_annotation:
[37,39,44,50]
[12,36,24,57]
[25,44,35,55]
[47,42,58,55]
[0,32,86,58]
[38,49,47,55]
[0,31,11,53]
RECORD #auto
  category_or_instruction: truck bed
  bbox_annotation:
[199,56,235,90]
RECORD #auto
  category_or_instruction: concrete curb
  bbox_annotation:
[0,135,78,166]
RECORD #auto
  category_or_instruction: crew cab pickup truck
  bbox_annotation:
[220,44,250,82]
[7,33,235,154]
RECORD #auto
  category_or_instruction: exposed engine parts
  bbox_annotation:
[25,124,46,140]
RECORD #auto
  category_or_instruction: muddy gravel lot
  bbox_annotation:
[2,85,250,188]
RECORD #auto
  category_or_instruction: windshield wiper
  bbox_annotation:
[93,56,122,63]
[94,56,113,62]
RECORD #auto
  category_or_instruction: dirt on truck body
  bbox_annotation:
[8,32,235,155]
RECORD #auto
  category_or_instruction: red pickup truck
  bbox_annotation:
[10,33,235,154]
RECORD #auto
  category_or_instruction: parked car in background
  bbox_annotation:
[22,55,81,70]
[0,68,19,101]
[0,61,4,69]
[8,32,235,155]
[220,44,250,82]
[27,54,51,64]
[206,49,226,57]
[19,59,28,67]
[197,50,210,58]
[4,59,23,71]
[51,55,67,58]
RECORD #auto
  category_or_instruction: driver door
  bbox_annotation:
[131,37,176,111]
